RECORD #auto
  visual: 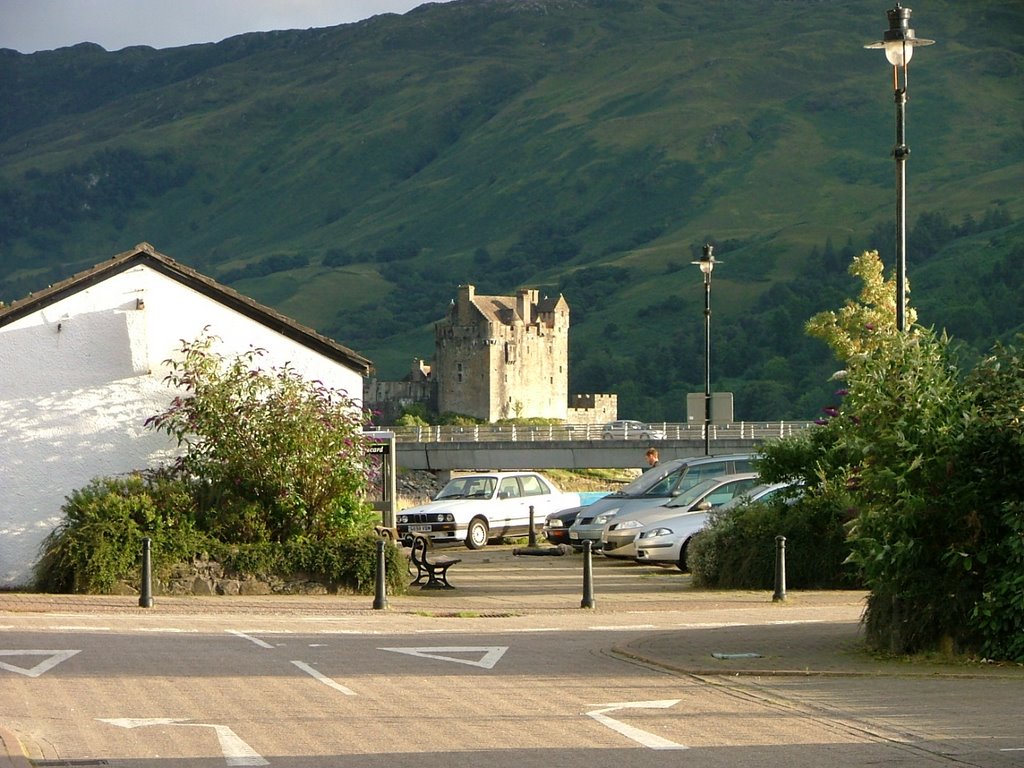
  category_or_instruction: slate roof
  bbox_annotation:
[0,242,373,376]
[471,294,517,325]
[468,292,568,326]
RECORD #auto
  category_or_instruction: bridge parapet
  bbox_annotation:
[385,422,813,471]
[386,421,811,445]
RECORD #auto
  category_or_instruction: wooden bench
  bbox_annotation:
[409,535,461,590]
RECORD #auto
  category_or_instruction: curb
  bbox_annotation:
[0,727,30,768]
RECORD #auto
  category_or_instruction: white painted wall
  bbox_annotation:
[0,263,365,588]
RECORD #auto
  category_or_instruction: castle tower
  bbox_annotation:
[434,284,569,421]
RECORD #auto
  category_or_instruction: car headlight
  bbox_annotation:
[617,520,644,530]
[398,515,408,524]
[548,519,564,528]
[594,512,617,525]
[647,527,673,537]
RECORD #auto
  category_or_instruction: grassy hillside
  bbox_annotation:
[1,0,1022,420]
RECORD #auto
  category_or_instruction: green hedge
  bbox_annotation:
[34,473,407,595]
[690,494,858,590]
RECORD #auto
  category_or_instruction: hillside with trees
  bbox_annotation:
[1,0,1022,420]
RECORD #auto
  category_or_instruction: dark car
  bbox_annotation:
[543,507,580,546]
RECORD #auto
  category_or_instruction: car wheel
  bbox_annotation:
[602,432,613,440]
[641,432,651,441]
[677,539,691,572]
[466,517,489,550]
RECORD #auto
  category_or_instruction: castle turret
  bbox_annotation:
[516,288,537,325]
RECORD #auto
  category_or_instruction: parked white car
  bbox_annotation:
[397,472,582,550]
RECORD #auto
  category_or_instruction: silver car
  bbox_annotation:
[635,481,796,570]
[601,473,760,559]
[567,454,754,549]
[600,420,666,440]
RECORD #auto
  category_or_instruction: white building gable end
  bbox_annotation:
[0,243,371,588]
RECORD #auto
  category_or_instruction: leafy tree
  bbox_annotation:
[839,329,973,654]
[805,250,916,360]
[956,343,1024,660]
[145,330,373,543]
[757,249,1024,660]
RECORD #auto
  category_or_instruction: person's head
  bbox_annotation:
[645,447,659,466]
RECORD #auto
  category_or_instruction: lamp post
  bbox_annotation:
[865,4,933,332]
[692,244,719,456]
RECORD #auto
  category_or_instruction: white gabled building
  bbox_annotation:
[0,242,372,588]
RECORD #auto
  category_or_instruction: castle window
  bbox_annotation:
[505,342,516,363]
[457,362,463,383]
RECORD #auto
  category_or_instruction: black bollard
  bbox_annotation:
[373,537,389,610]
[581,539,596,609]
[772,535,787,602]
[139,537,153,608]
[528,505,537,548]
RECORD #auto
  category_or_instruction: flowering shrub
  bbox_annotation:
[145,330,374,543]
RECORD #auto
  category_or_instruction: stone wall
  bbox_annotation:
[567,393,618,424]
[118,556,346,597]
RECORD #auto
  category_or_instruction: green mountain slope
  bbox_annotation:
[1,0,1022,421]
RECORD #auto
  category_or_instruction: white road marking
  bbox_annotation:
[0,649,81,678]
[139,627,198,633]
[379,646,508,669]
[586,699,687,750]
[99,718,269,766]
[290,660,357,695]
[505,627,560,633]
[226,630,274,649]
[317,629,384,635]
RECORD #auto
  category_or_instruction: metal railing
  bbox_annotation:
[380,422,814,444]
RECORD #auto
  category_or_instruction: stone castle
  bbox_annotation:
[364,284,616,424]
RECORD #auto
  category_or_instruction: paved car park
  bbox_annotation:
[2,546,1022,767]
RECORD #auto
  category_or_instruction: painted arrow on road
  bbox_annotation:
[586,699,687,750]
[0,650,80,678]
[99,718,269,766]
[379,646,508,669]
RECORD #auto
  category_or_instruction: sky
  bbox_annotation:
[0,0,457,53]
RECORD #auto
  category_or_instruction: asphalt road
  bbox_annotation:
[1,547,1022,767]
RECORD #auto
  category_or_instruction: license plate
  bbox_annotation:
[569,531,579,540]
[409,524,432,533]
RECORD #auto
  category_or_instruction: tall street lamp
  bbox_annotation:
[865,4,933,332]
[692,244,720,456]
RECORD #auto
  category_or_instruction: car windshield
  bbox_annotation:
[435,476,496,500]
[715,483,783,511]
[663,478,726,509]
[604,460,684,498]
